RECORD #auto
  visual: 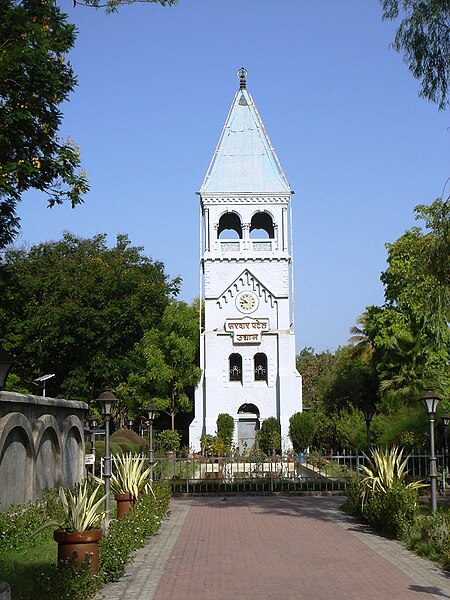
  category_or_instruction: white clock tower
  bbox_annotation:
[190,69,302,452]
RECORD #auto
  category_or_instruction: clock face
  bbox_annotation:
[236,291,259,314]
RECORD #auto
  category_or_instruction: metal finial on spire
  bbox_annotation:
[237,67,248,89]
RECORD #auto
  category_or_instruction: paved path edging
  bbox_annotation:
[94,501,190,600]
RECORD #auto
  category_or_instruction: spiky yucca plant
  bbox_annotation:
[359,446,426,509]
[58,482,106,532]
[34,482,107,534]
[109,453,154,500]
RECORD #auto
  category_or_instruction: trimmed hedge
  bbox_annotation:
[344,478,419,538]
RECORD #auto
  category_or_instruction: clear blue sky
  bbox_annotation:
[16,0,449,353]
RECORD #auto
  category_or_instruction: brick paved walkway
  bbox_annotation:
[96,496,450,600]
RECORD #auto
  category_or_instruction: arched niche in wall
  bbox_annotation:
[218,212,242,239]
[0,413,34,506]
[61,415,85,489]
[33,414,62,497]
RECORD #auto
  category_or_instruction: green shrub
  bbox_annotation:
[343,479,364,518]
[216,413,234,448]
[158,429,181,452]
[363,484,419,537]
[33,560,99,600]
[111,429,148,452]
[200,434,215,456]
[109,437,141,454]
[404,510,450,568]
[94,440,122,470]
[0,488,63,551]
[257,417,281,455]
[289,412,316,452]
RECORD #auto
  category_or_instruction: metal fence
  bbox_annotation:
[99,451,446,494]
[98,451,445,494]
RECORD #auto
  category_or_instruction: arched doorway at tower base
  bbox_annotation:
[237,404,260,453]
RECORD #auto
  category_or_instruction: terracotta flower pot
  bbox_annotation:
[53,528,102,575]
[115,492,136,519]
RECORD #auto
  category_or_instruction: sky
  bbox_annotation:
[15,0,449,353]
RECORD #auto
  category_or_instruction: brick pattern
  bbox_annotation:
[154,496,450,600]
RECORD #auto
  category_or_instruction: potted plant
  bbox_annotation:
[35,481,106,575]
[108,452,152,518]
[158,429,181,459]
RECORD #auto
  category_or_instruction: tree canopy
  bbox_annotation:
[0,0,177,249]
[356,199,450,409]
[381,0,450,109]
[0,233,180,400]
[118,300,201,430]
[0,0,89,249]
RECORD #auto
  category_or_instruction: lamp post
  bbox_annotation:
[362,402,376,452]
[442,413,449,491]
[0,347,15,392]
[87,414,98,476]
[127,418,134,430]
[145,403,158,481]
[97,388,117,524]
[421,388,441,513]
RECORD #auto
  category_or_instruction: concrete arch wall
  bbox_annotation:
[0,412,34,506]
[0,392,87,510]
[33,415,62,498]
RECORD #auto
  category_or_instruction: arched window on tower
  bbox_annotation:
[229,353,242,382]
[250,212,274,239]
[254,353,268,382]
[218,212,242,239]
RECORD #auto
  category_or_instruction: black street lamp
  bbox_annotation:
[127,418,134,430]
[442,413,449,491]
[362,402,376,452]
[421,388,441,512]
[145,403,158,481]
[97,388,117,524]
[0,347,15,391]
[86,414,98,477]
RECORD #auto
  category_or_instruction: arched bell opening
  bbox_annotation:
[218,212,242,239]
[249,211,274,239]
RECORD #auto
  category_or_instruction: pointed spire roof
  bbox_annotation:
[200,69,291,195]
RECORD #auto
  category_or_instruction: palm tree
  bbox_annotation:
[349,312,373,362]
[379,318,444,407]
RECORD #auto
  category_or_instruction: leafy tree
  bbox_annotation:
[257,417,281,455]
[381,0,450,109]
[122,301,201,430]
[0,233,179,400]
[1,0,178,249]
[333,407,367,452]
[295,347,337,410]
[414,197,450,288]
[0,0,89,248]
[289,412,316,453]
[364,200,450,409]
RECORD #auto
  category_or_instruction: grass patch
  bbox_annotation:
[3,530,55,600]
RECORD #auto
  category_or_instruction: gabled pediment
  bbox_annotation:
[216,269,275,309]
